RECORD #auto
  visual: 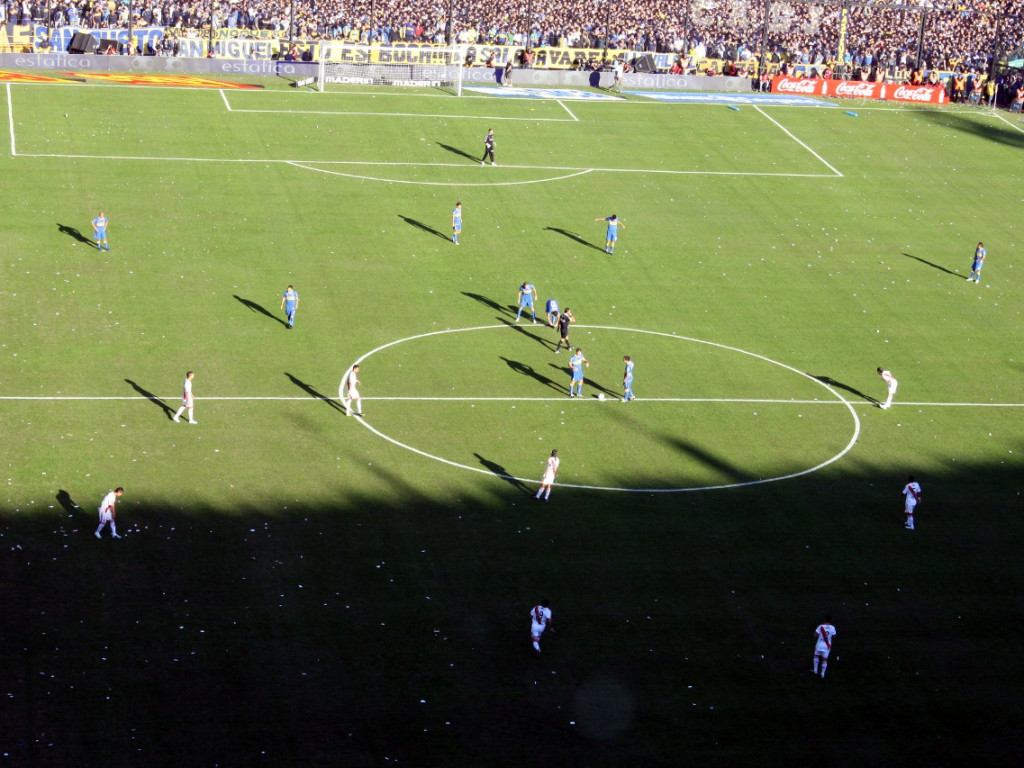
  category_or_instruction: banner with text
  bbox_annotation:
[33,24,165,53]
[772,76,947,105]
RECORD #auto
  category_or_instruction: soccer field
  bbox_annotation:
[1,77,1022,766]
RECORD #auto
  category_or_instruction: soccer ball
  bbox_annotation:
[597,393,606,401]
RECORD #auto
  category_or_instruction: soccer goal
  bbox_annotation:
[317,44,465,96]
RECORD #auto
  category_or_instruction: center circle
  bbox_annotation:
[345,324,861,492]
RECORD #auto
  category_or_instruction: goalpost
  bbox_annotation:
[317,44,465,96]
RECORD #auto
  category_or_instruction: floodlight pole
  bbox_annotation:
[288,0,294,46]
[446,0,454,45]
[208,0,214,50]
[603,0,610,56]
[129,0,134,54]
[915,8,927,70]
[758,0,770,77]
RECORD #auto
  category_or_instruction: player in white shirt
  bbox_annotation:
[342,364,362,417]
[96,487,124,539]
[534,449,559,501]
[876,367,897,409]
[812,616,837,678]
[530,600,553,654]
[902,475,922,530]
[172,371,197,424]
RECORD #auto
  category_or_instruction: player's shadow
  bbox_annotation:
[474,453,531,494]
[811,375,878,404]
[659,435,753,483]
[500,357,561,392]
[497,317,553,349]
[56,490,79,514]
[125,378,175,418]
[901,252,960,277]
[398,215,451,242]
[57,223,95,246]
[285,373,345,413]
[234,295,287,327]
[437,142,479,163]
[462,292,512,317]
[545,364,616,398]
[545,227,605,252]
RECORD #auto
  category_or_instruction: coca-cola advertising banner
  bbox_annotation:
[772,76,947,105]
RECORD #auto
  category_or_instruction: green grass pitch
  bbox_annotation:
[1,77,1022,766]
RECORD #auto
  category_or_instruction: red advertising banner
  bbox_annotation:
[771,76,947,105]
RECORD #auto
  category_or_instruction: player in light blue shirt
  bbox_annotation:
[452,202,462,245]
[545,298,560,327]
[281,285,299,329]
[622,356,635,401]
[92,211,110,251]
[517,281,537,323]
[968,241,985,283]
[568,347,589,397]
[594,214,624,254]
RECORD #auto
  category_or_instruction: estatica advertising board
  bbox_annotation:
[771,76,947,105]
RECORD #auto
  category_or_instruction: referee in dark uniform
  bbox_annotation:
[481,128,496,166]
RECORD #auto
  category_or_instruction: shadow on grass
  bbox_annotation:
[437,142,479,163]
[285,372,345,413]
[474,453,531,493]
[544,363,616,398]
[125,378,175,418]
[462,291,512,317]
[2,462,1022,767]
[500,356,562,392]
[812,374,877,404]
[57,223,95,246]
[497,316,553,350]
[915,107,1024,150]
[902,252,961,277]
[56,489,80,514]
[545,226,606,252]
[234,295,287,327]
[399,215,450,242]
[658,434,753,484]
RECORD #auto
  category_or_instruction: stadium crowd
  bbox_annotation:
[3,0,1023,76]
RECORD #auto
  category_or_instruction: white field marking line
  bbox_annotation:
[6,82,16,156]
[286,160,593,186]
[754,104,843,177]
[220,87,574,121]
[225,106,575,122]
[991,108,1024,134]
[556,99,579,121]
[343,323,863,493]
[219,88,232,111]
[8,147,840,179]
[0,396,1019,407]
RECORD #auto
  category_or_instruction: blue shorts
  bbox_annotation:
[95,229,107,239]
[624,376,633,388]
[972,259,984,271]
[606,230,617,242]
[572,372,583,382]
[521,297,534,308]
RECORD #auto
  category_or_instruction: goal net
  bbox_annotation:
[317,44,465,96]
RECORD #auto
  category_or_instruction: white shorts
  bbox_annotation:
[541,470,555,485]
[905,500,917,514]
[887,380,898,394]
[814,642,831,658]
[347,387,360,400]
[98,509,113,523]
[531,622,547,640]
